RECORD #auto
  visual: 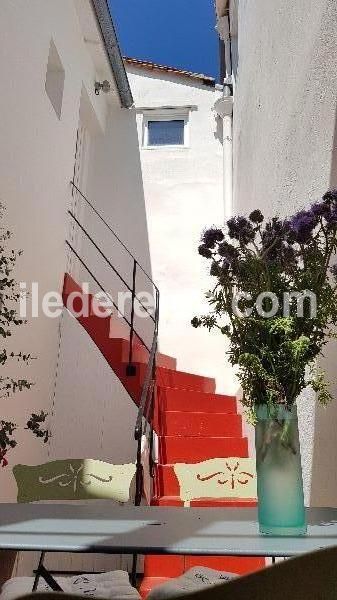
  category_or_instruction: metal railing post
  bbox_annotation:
[134,436,143,508]
[126,260,137,376]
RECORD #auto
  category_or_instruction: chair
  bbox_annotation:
[147,545,337,600]
[10,545,337,599]
[173,457,257,506]
[1,459,139,600]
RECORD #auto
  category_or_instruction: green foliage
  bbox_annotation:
[0,421,17,466]
[0,205,49,467]
[26,411,50,443]
[193,193,337,411]
[310,368,333,406]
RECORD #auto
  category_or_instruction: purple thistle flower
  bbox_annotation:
[311,201,330,218]
[191,317,201,328]
[198,244,213,259]
[249,209,264,224]
[323,189,337,205]
[201,228,224,249]
[218,241,239,261]
[324,204,337,227]
[227,216,255,245]
[262,218,289,259]
[289,210,318,243]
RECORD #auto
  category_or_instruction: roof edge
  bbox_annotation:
[124,57,216,87]
[91,0,134,108]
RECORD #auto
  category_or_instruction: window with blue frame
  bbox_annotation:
[147,119,185,146]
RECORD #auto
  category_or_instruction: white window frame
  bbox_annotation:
[142,110,190,149]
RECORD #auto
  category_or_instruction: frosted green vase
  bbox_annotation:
[255,404,307,536]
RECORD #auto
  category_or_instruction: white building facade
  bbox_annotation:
[125,59,235,394]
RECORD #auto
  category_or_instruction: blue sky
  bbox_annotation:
[108,0,219,79]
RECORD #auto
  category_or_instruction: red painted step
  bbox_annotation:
[140,554,265,598]
[108,338,176,370]
[158,436,249,463]
[144,555,185,578]
[153,464,179,497]
[155,368,216,394]
[119,362,216,395]
[62,274,177,370]
[143,554,263,579]
[151,496,257,507]
[151,496,183,506]
[113,362,216,412]
[157,387,237,414]
[63,274,215,392]
[158,412,242,437]
[72,315,176,370]
[139,578,170,599]
[155,354,177,370]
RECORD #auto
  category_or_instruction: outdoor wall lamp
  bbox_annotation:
[95,80,111,95]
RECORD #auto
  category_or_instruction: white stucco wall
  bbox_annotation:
[0,0,102,501]
[84,103,154,350]
[0,0,153,578]
[232,0,337,505]
[126,66,235,393]
[0,0,150,505]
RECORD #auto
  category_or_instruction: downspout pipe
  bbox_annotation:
[216,5,232,80]
[214,86,233,220]
[215,6,234,220]
[223,11,233,81]
[91,0,134,108]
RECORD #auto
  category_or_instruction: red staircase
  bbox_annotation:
[62,273,265,596]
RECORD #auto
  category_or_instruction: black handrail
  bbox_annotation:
[65,240,150,352]
[134,287,159,501]
[134,311,158,446]
[68,183,159,365]
[68,210,155,322]
[70,181,159,293]
[67,184,160,586]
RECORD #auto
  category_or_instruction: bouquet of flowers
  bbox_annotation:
[192,190,337,420]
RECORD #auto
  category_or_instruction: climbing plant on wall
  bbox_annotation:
[0,204,49,467]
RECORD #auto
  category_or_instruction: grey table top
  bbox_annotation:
[0,504,337,557]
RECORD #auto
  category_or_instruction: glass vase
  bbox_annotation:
[255,404,307,536]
